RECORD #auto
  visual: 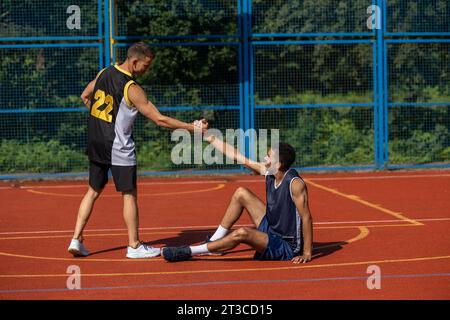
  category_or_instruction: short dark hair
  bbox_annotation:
[274,142,296,172]
[127,42,154,60]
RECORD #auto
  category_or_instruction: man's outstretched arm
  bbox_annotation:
[204,134,265,175]
[290,178,313,264]
[128,83,207,132]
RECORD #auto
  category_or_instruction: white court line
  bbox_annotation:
[0,217,449,236]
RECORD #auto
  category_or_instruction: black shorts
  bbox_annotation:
[89,161,137,192]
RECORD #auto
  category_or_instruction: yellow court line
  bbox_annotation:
[314,226,369,249]
[0,255,448,278]
[304,179,423,226]
[26,183,226,198]
[0,227,369,263]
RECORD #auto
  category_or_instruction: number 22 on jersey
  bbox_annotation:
[91,89,113,123]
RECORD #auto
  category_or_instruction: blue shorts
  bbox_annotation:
[253,216,294,261]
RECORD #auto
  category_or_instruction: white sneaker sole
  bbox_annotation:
[68,248,89,257]
[126,251,161,259]
[126,254,160,259]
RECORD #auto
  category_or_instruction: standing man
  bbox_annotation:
[68,42,208,259]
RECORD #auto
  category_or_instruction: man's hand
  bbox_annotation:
[192,118,209,133]
[204,132,215,143]
[291,252,312,264]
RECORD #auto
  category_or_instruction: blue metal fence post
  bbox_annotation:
[376,0,386,170]
[104,0,111,66]
[373,42,379,169]
[373,1,380,170]
[382,0,389,169]
[242,0,251,160]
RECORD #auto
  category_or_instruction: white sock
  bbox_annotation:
[209,225,229,241]
[189,243,209,256]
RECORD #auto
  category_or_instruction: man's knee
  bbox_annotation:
[233,187,250,202]
[88,186,102,200]
[232,227,250,241]
[122,189,137,199]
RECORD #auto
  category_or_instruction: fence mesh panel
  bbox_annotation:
[386,0,450,33]
[0,0,449,177]
[252,0,374,34]
[0,0,100,38]
[114,0,238,37]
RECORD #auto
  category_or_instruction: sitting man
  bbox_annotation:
[162,135,313,263]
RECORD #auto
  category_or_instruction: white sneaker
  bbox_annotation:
[126,243,161,259]
[68,239,90,257]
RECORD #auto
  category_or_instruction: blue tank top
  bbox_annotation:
[265,168,303,254]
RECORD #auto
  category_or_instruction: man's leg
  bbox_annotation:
[122,189,160,258]
[72,186,103,241]
[69,161,108,256]
[209,187,266,241]
[207,227,268,253]
[163,187,267,261]
[112,165,159,258]
[162,227,269,262]
[122,190,140,248]
[110,164,141,248]
[72,161,109,241]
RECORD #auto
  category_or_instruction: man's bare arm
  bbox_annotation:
[205,134,265,175]
[80,69,104,109]
[290,178,313,263]
[128,83,206,132]
[81,79,96,109]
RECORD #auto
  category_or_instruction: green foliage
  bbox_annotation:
[389,125,450,164]
[281,109,374,167]
[137,140,173,171]
[0,0,99,37]
[0,139,86,173]
[256,91,373,105]
[252,0,369,34]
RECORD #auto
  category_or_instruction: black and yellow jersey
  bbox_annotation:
[87,65,138,166]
